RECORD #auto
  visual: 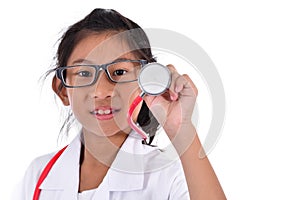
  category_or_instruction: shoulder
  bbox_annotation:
[23,149,62,185]
[29,152,55,170]
[14,151,57,200]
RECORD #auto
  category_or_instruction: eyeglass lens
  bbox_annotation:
[62,61,142,87]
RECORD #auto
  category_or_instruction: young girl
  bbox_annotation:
[17,8,226,200]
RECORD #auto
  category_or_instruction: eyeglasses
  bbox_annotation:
[56,59,148,88]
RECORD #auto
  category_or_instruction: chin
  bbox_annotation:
[89,125,131,137]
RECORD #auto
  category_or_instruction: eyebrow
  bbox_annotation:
[113,57,135,62]
[71,59,94,65]
[71,57,136,65]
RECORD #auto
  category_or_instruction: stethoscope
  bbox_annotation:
[127,62,171,140]
[32,63,171,200]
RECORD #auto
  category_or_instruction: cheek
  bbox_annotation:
[120,83,141,106]
[114,82,142,120]
[67,90,81,105]
[66,89,88,116]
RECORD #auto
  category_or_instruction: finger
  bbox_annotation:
[166,64,181,101]
[173,74,198,98]
[174,75,188,95]
[182,74,198,96]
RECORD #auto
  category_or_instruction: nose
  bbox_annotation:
[91,71,114,99]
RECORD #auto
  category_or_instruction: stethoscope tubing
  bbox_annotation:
[32,145,68,200]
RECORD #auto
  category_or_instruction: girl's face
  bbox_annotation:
[55,32,143,137]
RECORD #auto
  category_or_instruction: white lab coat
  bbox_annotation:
[15,131,190,200]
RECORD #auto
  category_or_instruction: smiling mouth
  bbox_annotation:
[91,108,121,120]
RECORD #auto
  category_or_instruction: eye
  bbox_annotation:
[113,69,127,76]
[77,71,93,77]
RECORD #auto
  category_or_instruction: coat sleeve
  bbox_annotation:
[11,154,53,200]
[168,160,190,200]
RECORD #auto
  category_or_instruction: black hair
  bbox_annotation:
[49,8,159,144]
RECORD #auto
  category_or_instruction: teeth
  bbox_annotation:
[97,109,111,115]
[104,110,111,114]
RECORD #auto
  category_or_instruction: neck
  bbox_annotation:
[81,129,128,167]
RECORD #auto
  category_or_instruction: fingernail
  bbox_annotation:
[171,95,177,101]
[170,95,174,101]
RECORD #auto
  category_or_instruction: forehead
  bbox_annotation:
[67,32,136,65]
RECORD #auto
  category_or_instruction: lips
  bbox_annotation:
[91,107,120,120]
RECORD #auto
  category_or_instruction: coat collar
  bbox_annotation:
[39,131,151,193]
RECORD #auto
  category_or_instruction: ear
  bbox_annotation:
[52,76,70,106]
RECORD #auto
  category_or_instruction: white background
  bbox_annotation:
[1,0,300,199]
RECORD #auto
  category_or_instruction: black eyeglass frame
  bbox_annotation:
[56,59,148,88]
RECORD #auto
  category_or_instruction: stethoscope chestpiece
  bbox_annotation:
[138,62,171,96]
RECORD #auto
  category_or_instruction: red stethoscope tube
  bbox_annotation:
[32,145,68,200]
[127,92,148,140]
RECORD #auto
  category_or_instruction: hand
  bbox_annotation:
[143,64,198,139]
